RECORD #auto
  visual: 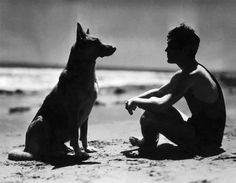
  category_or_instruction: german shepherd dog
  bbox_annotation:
[8,23,116,161]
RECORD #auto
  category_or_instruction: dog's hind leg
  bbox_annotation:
[25,116,51,157]
[9,116,51,161]
[49,141,73,158]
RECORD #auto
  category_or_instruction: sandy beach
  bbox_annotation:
[0,81,236,183]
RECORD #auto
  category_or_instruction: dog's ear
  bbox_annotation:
[76,22,86,42]
[86,29,90,35]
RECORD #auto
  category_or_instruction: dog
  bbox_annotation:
[8,22,116,161]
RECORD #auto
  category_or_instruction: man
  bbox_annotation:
[125,23,226,154]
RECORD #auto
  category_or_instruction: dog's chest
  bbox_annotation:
[85,81,98,101]
[77,82,98,123]
[79,81,98,109]
[89,82,98,103]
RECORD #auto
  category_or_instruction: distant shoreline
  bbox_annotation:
[0,62,236,74]
[0,62,175,72]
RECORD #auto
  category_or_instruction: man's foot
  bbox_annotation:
[129,136,157,149]
[129,137,145,147]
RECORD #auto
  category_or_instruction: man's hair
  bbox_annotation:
[167,23,200,57]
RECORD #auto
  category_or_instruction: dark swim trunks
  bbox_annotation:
[187,114,225,148]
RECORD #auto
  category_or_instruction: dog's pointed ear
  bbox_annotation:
[86,29,90,35]
[76,22,86,42]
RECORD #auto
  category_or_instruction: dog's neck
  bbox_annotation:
[65,57,97,83]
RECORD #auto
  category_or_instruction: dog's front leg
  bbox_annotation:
[70,125,79,154]
[80,119,97,153]
[70,122,90,159]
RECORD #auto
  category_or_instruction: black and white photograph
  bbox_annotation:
[0,0,236,182]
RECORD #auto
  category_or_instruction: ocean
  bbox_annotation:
[0,67,173,93]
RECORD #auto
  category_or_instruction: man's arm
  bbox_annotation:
[125,80,172,115]
[126,72,194,114]
[132,82,172,99]
[129,70,182,99]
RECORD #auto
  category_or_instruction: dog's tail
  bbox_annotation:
[8,149,35,161]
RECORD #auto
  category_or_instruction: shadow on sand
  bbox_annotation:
[41,155,101,169]
[122,143,225,160]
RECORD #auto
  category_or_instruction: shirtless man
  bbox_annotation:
[125,23,226,154]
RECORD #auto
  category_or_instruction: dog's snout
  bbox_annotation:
[99,44,116,58]
[107,44,116,51]
[110,46,116,53]
[107,45,116,55]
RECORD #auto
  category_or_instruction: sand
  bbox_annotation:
[1,86,236,183]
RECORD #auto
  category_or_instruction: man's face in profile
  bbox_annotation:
[165,39,183,64]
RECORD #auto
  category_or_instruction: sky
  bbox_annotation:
[0,0,236,71]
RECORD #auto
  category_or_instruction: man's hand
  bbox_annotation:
[125,98,137,115]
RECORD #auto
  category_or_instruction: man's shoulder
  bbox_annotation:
[190,64,213,80]
[170,70,196,88]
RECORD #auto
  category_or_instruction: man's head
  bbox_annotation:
[165,23,200,64]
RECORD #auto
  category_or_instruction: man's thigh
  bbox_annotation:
[144,107,197,149]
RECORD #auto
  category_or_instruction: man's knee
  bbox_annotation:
[140,111,161,126]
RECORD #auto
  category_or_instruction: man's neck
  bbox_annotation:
[177,58,198,72]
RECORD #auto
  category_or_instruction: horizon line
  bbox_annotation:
[0,62,175,72]
[0,62,235,73]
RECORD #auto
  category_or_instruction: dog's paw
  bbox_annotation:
[75,152,90,161]
[85,146,97,153]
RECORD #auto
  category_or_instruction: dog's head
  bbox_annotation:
[75,23,116,60]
